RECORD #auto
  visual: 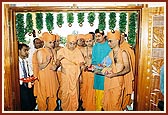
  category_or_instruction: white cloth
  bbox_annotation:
[19,57,33,85]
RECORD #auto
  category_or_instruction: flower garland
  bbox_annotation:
[67,12,74,27]
[57,13,64,28]
[109,12,116,32]
[16,13,26,42]
[45,13,54,33]
[77,12,84,27]
[119,12,127,34]
[36,13,43,34]
[25,13,33,36]
[98,12,106,31]
[128,12,137,47]
[87,12,95,27]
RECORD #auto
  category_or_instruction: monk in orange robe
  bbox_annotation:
[76,34,86,55]
[81,33,96,111]
[54,34,63,52]
[103,30,130,111]
[33,32,60,111]
[76,34,86,110]
[32,37,43,98]
[57,34,85,111]
[54,34,63,100]
[120,34,135,110]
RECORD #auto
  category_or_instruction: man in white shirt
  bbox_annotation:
[18,43,36,111]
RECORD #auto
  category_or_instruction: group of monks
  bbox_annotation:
[31,29,135,111]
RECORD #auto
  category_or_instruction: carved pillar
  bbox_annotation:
[136,7,164,111]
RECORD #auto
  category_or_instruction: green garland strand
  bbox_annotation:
[109,12,116,31]
[36,13,43,33]
[77,12,84,26]
[87,12,95,26]
[128,12,137,47]
[119,12,127,33]
[16,13,25,42]
[45,13,54,32]
[67,12,74,26]
[57,13,64,27]
[98,12,106,31]
[25,13,33,35]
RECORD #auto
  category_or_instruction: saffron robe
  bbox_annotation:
[120,41,135,110]
[103,49,124,111]
[81,46,96,111]
[57,47,85,111]
[32,50,39,97]
[33,48,59,111]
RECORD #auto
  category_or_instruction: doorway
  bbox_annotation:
[3,3,165,111]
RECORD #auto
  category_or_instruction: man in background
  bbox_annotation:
[18,43,36,111]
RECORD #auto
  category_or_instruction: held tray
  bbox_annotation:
[20,76,38,83]
[87,64,105,75]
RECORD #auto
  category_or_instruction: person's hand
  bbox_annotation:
[28,82,32,88]
[105,71,115,78]
[58,55,64,61]
[55,59,61,66]
[80,62,86,71]
[50,64,57,71]
[46,55,52,62]
[31,82,35,85]
[84,66,88,72]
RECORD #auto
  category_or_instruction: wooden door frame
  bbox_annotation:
[136,6,165,111]
[4,4,143,111]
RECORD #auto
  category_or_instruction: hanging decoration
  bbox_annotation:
[109,12,116,32]
[128,12,137,47]
[119,12,127,34]
[45,13,54,33]
[77,12,85,27]
[67,12,74,27]
[25,13,33,36]
[16,13,26,43]
[36,13,43,34]
[98,12,106,31]
[87,12,95,27]
[57,13,64,28]
[87,12,96,26]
